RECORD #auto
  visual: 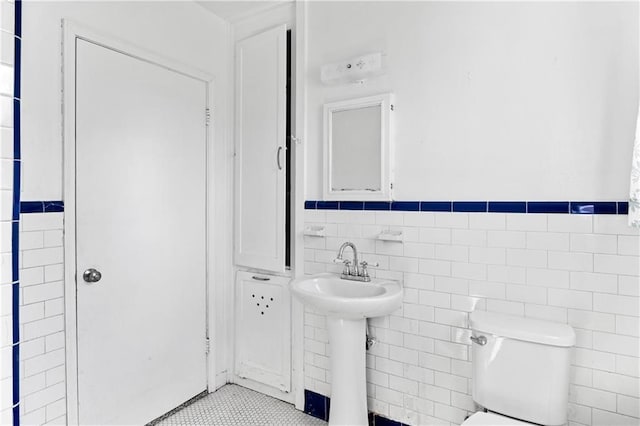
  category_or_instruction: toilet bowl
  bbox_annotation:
[463,311,576,426]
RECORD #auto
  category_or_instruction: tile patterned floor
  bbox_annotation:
[154,385,327,425]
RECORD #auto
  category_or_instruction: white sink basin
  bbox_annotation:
[290,273,402,319]
[291,272,403,425]
[291,273,402,426]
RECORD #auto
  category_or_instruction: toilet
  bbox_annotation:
[462,311,576,426]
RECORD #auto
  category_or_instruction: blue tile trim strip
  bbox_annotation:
[303,390,330,421]
[317,201,338,210]
[570,201,617,215]
[12,161,20,221]
[453,201,487,212]
[372,415,408,426]
[303,390,408,426]
[619,202,629,214]
[14,0,21,38]
[365,201,391,211]
[12,98,20,160]
[12,3,22,425]
[391,201,419,211]
[20,201,65,214]
[488,201,526,213]
[527,201,569,214]
[305,200,629,214]
[421,201,451,212]
[339,201,364,210]
[44,201,64,212]
[13,39,21,100]
[19,201,43,213]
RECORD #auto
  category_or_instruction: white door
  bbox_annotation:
[75,39,208,425]
[235,25,287,273]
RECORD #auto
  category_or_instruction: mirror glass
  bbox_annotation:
[323,93,393,201]
[331,105,382,191]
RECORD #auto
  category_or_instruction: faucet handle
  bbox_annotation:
[333,258,353,275]
[342,260,352,275]
[359,260,379,279]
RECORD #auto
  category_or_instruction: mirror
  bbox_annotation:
[323,93,394,201]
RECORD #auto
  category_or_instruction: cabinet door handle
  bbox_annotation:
[277,146,283,170]
[252,275,271,281]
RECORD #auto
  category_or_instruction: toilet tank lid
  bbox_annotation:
[469,311,576,347]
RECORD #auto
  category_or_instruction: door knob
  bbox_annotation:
[83,268,102,283]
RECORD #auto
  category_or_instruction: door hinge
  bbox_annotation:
[205,108,211,126]
[205,337,211,354]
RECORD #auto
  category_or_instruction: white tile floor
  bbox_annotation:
[154,385,327,425]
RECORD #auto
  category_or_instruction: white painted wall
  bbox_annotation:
[21,0,231,200]
[305,2,639,201]
[233,2,294,42]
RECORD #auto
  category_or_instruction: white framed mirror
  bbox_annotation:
[323,93,394,201]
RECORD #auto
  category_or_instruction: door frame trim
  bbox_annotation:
[62,20,217,424]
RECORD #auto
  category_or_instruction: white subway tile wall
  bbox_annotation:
[304,210,640,426]
[18,213,66,424]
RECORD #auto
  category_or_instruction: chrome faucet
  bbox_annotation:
[337,242,360,277]
[334,242,378,282]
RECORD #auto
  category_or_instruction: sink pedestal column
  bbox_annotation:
[326,317,368,426]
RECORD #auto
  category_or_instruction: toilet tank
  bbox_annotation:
[469,311,576,426]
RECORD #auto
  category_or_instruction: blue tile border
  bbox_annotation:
[12,160,20,221]
[570,201,617,215]
[527,201,570,214]
[11,3,22,425]
[421,201,451,212]
[365,201,391,211]
[488,201,526,213]
[305,200,629,215]
[44,201,64,213]
[303,390,408,426]
[20,201,64,214]
[19,201,43,213]
[14,0,21,38]
[619,202,629,214]
[391,201,419,211]
[317,201,339,210]
[13,98,20,160]
[13,39,21,100]
[339,201,364,210]
[453,201,487,212]
[304,390,330,421]
[373,415,409,426]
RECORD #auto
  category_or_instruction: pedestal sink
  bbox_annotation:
[290,273,403,425]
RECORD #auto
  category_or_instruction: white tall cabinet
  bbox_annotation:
[233,22,292,400]
[235,24,288,273]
